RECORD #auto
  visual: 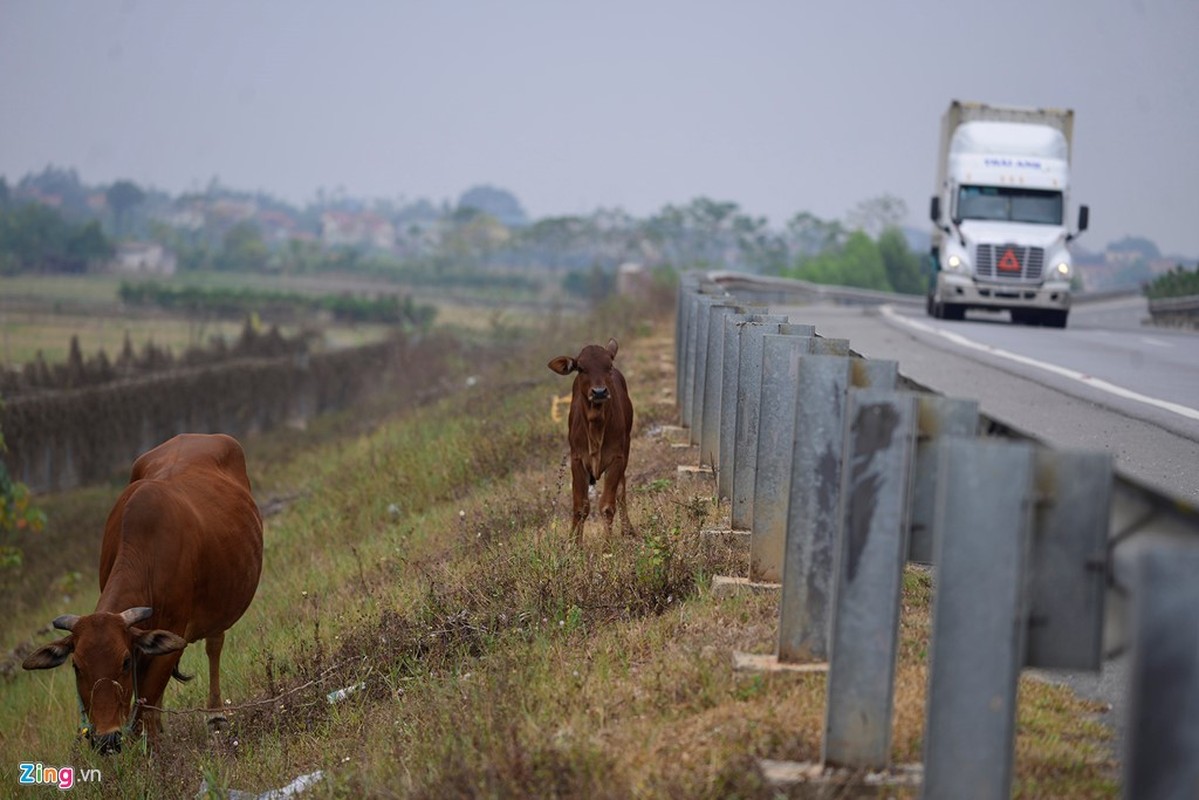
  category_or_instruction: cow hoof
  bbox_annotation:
[207,715,229,734]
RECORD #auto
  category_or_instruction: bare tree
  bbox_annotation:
[845,193,908,238]
[106,179,145,239]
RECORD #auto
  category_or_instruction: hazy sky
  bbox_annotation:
[3,1,1197,255]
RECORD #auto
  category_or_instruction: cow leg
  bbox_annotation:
[205,633,229,733]
[618,471,634,536]
[134,704,163,747]
[599,474,615,536]
[570,458,591,543]
[600,459,627,537]
[133,651,181,748]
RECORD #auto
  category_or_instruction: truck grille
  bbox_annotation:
[975,244,1044,282]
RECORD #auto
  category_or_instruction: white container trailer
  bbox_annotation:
[927,100,1089,328]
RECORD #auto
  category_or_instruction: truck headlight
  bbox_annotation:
[1053,261,1071,279]
[947,254,964,271]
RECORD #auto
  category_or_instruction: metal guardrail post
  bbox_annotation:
[675,274,702,411]
[731,323,808,531]
[922,438,1036,800]
[687,290,721,438]
[686,293,715,440]
[851,358,897,391]
[908,396,980,564]
[751,333,816,581]
[679,289,704,428]
[1025,450,1112,671]
[1123,543,1199,800]
[775,357,896,658]
[747,330,848,580]
[681,286,726,433]
[701,303,746,468]
[780,322,829,344]
[714,312,752,489]
[777,355,852,661]
[822,388,919,769]
[690,298,738,446]
[719,314,787,501]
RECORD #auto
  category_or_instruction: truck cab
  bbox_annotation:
[928,103,1089,328]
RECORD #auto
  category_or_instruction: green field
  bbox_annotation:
[0,296,1117,798]
[0,274,407,368]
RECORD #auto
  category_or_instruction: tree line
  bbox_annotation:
[1,169,929,296]
[0,178,114,274]
[143,194,928,297]
[117,282,437,327]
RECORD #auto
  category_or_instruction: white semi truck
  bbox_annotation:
[927,100,1089,328]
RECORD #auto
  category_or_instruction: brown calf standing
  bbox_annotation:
[548,337,634,541]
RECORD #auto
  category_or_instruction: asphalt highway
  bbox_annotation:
[779,296,1199,506]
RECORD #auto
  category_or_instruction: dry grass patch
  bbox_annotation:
[0,301,1118,799]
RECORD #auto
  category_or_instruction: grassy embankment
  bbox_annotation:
[0,295,1116,798]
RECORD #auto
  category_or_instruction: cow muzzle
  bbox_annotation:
[589,386,610,404]
[88,729,122,754]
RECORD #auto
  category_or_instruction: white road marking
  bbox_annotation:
[1140,337,1172,348]
[882,305,1199,423]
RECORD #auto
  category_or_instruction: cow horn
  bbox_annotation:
[120,607,154,626]
[52,614,80,632]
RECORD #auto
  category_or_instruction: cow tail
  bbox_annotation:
[172,666,194,683]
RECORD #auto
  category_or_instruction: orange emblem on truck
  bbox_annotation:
[997,248,1022,273]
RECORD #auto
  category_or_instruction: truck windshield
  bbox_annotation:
[956,186,1063,225]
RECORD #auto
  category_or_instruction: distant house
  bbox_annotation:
[208,198,259,224]
[256,209,303,246]
[320,211,396,251]
[109,241,177,276]
[160,205,205,231]
[1104,249,1145,268]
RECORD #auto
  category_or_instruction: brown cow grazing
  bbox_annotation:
[548,337,634,541]
[23,433,263,753]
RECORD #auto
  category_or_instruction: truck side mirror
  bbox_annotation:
[1078,205,1089,232]
[929,196,941,223]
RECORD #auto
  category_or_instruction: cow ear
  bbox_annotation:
[22,637,74,671]
[547,356,575,376]
[606,338,619,359]
[132,629,187,656]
